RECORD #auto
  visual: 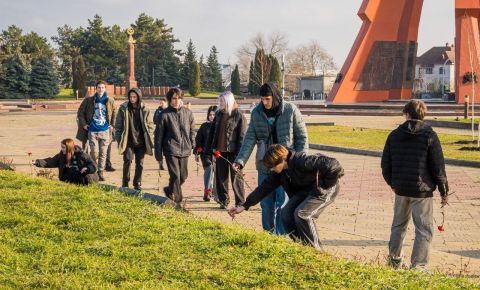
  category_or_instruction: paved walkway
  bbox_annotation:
[1,110,480,278]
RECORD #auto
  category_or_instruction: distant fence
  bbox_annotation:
[86,85,171,98]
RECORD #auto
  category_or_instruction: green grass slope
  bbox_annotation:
[0,171,477,289]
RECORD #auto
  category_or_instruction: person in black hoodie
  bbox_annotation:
[154,88,195,209]
[381,99,449,271]
[153,97,168,171]
[34,138,98,185]
[195,105,217,201]
[229,144,344,249]
[207,91,247,209]
[114,88,154,190]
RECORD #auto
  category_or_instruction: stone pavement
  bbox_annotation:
[1,110,480,278]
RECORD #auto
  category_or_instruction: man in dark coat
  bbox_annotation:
[229,144,344,249]
[154,88,195,209]
[381,99,449,271]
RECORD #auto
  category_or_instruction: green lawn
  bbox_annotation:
[308,125,480,162]
[0,170,476,289]
[184,91,221,98]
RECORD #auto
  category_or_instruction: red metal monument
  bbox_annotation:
[328,0,480,104]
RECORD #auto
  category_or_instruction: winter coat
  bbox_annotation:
[235,101,308,173]
[35,145,99,185]
[154,105,196,160]
[114,88,154,155]
[381,120,449,198]
[76,93,116,142]
[153,106,165,125]
[242,150,344,210]
[206,108,247,156]
[195,121,214,168]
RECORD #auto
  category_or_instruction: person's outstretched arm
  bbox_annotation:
[35,153,61,168]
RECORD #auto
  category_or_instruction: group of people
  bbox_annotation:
[33,79,450,271]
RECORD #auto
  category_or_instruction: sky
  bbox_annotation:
[0,0,454,67]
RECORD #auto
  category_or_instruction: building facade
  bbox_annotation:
[414,44,455,99]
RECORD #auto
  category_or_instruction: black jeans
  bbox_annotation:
[165,155,189,203]
[280,183,339,249]
[122,146,146,187]
[215,152,245,207]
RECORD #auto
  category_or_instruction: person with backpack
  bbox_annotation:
[229,144,344,249]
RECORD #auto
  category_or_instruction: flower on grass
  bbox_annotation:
[437,225,445,232]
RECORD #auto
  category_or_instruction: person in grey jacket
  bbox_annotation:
[233,82,308,234]
[154,88,195,209]
[114,87,154,190]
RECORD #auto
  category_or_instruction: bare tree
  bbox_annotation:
[236,32,288,83]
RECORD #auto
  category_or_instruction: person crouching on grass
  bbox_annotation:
[228,144,344,249]
[34,138,98,185]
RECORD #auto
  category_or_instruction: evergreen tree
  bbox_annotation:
[0,53,29,99]
[189,61,201,96]
[182,39,196,89]
[269,56,282,90]
[72,53,87,98]
[133,13,182,87]
[29,56,60,99]
[248,60,256,95]
[231,64,241,96]
[199,55,208,89]
[206,46,222,91]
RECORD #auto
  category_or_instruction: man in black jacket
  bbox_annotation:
[228,144,344,249]
[154,88,195,209]
[381,100,449,271]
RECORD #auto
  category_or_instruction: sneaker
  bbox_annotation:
[203,189,211,202]
[388,257,402,270]
[98,171,105,181]
[134,184,142,191]
[122,183,128,188]
[105,166,116,172]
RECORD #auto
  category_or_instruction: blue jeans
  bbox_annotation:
[203,165,213,191]
[258,172,288,235]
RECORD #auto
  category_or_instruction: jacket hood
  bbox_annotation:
[128,88,143,106]
[260,82,282,113]
[397,120,431,139]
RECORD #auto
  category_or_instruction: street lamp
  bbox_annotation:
[441,58,452,100]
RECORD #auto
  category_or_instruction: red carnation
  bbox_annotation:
[27,152,32,156]
[197,147,203,154]
[215,151,221,158]
[207,188,212,193]
[437,225,445,232]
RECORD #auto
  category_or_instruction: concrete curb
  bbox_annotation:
[309,143,480,168]
[100,184,176,206]
[425,119,479,130]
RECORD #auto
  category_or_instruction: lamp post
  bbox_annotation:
[441,58,452,100]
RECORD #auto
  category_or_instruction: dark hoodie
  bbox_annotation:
[127,88,145,148]
[381,120,448,198]
[195,105,217,167]
[259,82,283,143]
